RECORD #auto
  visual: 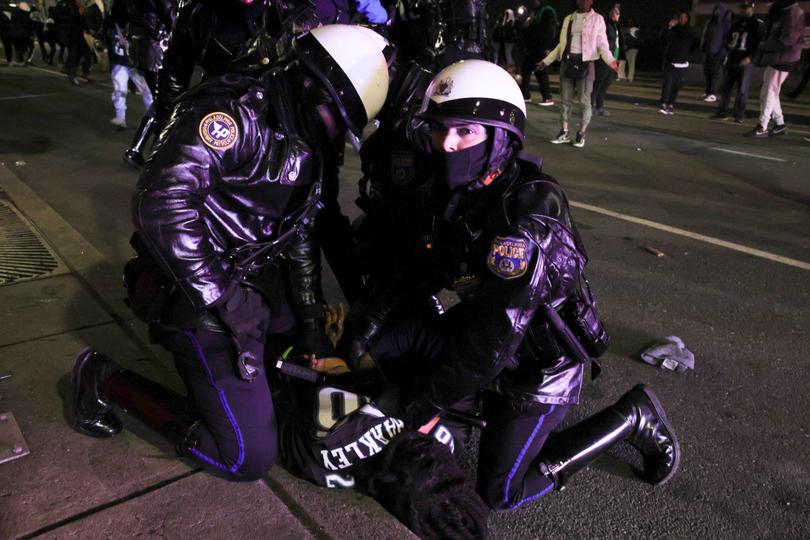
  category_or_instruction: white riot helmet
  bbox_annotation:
[420,60,527,147]
[294,25,392,138]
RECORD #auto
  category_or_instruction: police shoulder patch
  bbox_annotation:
[487,236,530,280]
[198,111,239,150]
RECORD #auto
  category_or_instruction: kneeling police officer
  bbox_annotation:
[348,60,681,508]
[71,25,391,481]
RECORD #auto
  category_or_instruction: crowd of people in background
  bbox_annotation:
[3,0,809,145]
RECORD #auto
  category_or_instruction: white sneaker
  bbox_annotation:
[110,117,127,129]
[703,94,717,102]
[573,131,586,148]
[550,129,571,144]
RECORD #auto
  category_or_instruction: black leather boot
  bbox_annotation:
[538,384,680,488]
[123,115,155,170]
[72,348,197,451]
[71,348,125,438]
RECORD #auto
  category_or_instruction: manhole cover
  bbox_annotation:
[0,200,60,286]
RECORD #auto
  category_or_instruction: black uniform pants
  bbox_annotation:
[160,325,280,480]
[476,391,569,510]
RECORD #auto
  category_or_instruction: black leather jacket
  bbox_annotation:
[126,0,176,73]
[358,158,601,419]
[154,0,279,128]
[133,71,326,328]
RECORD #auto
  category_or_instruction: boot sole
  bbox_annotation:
[634,384,681,486]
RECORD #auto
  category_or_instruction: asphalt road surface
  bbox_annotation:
[1,63,809,539]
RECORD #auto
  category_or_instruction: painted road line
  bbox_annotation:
[708,146,787,162]
[0,93,62,101]
[27,65,114,89]
[570,200,810,271]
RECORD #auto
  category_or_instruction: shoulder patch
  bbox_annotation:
[487,236,530,280]
[198,111,238,150]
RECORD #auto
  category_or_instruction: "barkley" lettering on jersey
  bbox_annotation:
[320,417,405,471]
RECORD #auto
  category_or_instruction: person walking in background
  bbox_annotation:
[106,0,151,130]
[700,2,732,102]
[537,0,618,148]
[43,8,62,64]
[659,11,698,116]
[493,9,516,70]
[27,0,49,65]
[712,1,763,123]
[592,3,624,115]
[750,0,805,136]
[622,19,640,82]
[9,1,33,65]
[1,5,13,66]
[520,0,557,106]
[54,0,92,84]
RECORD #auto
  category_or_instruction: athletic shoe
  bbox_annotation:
[550,129,571,144]
[659,104,668,115]
[770,124,787,136]
[595,109,610,116]
[110,117,127,130]
[733,117,744,124]
[710,113,728,120]
[753,124,769,137]
[804,136,810,142]
[573,131,586,148]
[666,105,675,116]
[702,94,717,102]
[68,75,80,86]
[537,99,554,107]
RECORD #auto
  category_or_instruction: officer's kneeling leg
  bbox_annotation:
[172,328,278,481]
[475,391,569,510]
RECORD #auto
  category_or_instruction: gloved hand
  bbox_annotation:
[215,282,267,339]
[295,317,334,359]
[214,282,268,381]
[343,316,383,371]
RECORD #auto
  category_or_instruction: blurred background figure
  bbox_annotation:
[519,0,557,106]
[106,0,152,130]
[620,18,640,82]
[492,8,516,70]
[700,2,732,102]
[10,1,33,66]
[53,0,92,84]
[592,3,624,115]
[43,7,62,64]
[121,0,176,169]
[27,0,50,65]
[712,1,762,123]
[1,4,13,66]
[659,10,697,116]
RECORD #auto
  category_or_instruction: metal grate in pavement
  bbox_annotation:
[0,199,60,286]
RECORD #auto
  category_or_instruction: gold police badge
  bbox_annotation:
[487,236,530,279]
[198,112,238,150]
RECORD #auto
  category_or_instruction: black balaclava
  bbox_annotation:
[436,139,490,190]
[434,126,516,191]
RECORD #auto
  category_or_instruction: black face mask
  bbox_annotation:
[435,140,490,191]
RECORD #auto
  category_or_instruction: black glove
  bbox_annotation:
[215,283,268,381]
[342,316,383,371]
[295,317,334,358]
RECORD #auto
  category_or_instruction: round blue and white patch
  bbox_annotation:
[487,236,530,280]
[198,112,238,150]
